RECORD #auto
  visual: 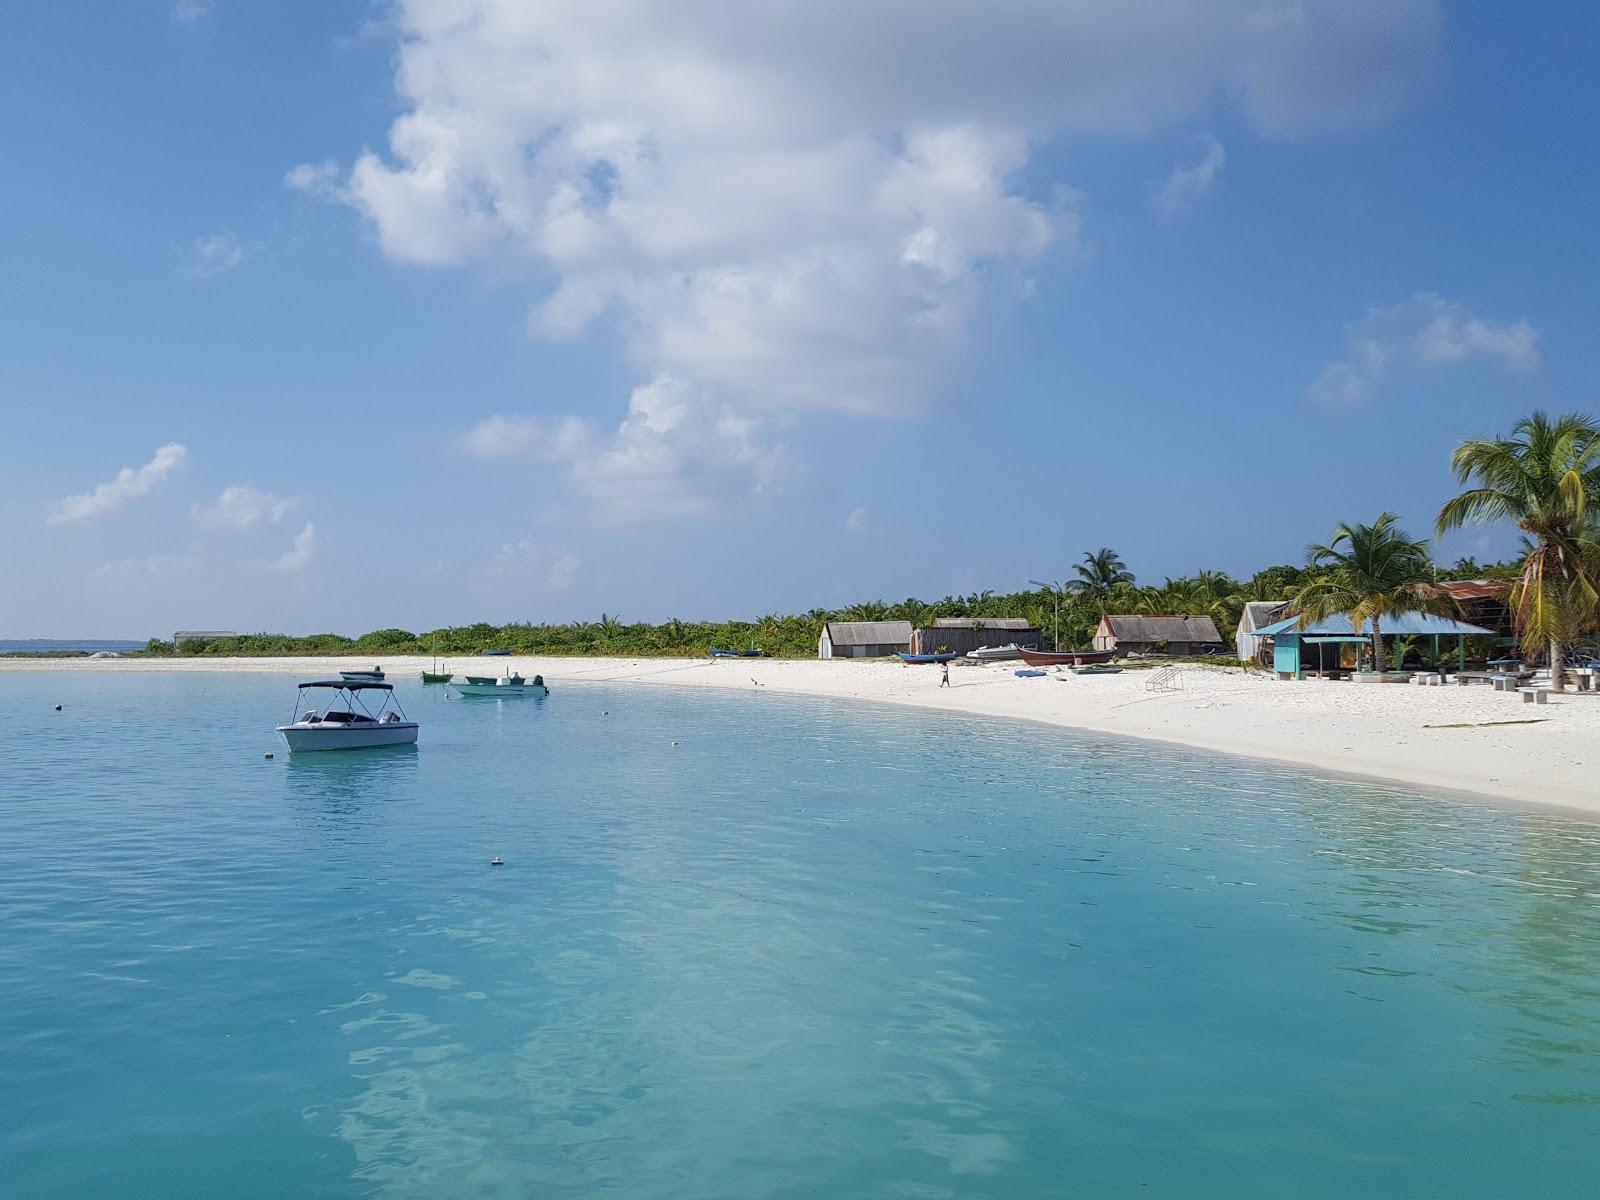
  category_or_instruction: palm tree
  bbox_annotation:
[1437,411,1600,690]
[1290,513,1454,673]
[1066,548,1135,602]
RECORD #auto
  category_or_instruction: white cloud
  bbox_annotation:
[302,0,1441,514]
[1154,135,1226,216]
[170,0,211,26]
[273,523,318,572]
[188,232,245,277]
[192,486,296,532]
[461,414,592,461]
[467,377,792,525]
[480,536,580,589]
[1309,294,1540,407]
[846,506,871,534]
[48,443,188,525]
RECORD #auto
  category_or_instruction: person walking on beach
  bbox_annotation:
[940,660,950,687]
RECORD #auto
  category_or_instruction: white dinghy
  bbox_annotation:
[276,680,419,752]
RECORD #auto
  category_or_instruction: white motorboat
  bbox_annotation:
[448,672,549,698]
[276,680,418,752]
[966,643,1025,661]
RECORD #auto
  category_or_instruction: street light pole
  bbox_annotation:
[1028,579,1063,651]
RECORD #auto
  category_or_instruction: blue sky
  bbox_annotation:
[4,1,1596,638]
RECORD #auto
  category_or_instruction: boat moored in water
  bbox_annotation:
[276,681,417,752]
[449,672,549,698]
[339,667,385,682]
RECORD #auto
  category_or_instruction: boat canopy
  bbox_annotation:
[298,680,395,691]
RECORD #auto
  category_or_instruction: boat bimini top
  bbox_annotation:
[288,680,412,725]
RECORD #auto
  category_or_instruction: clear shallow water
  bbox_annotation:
[2,672,1598,1198]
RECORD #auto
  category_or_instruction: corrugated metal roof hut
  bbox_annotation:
[1252,611,1495,678]
[818,620,913,659]
[1094,615,1225,657]
[909,618,1043,656]
[1235,602,1288,665]
[1438,580,1513,637]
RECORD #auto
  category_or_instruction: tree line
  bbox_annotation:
[136,412,1599,680]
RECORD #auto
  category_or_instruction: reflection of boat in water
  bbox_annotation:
[277,681,418,752]
[449,672,549,698]
[1016,647,1116,667]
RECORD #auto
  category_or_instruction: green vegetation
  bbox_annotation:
[124,410,1598,666]
[1437,410,1600,688]
[1290,513,1456,673]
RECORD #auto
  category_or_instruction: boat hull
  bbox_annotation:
[899,652,957,664]
[420,672,452,684]
[276,722,418,752]
[966,644,1023,661]
[1016,647,1116,667]
[339,671,385,682]
[449,682,547,697]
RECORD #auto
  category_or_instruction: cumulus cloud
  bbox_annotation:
[461,414,592,461]
[1309,294,1540,407]
[481,536,580,589]
[49,443,188,525]
[273,523,318,572]
[1154,135,1226,216]
[300,0,1441,515]
[191,486,296,532]
[188,232,245,277]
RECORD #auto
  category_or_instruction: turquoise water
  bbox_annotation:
[2,672,1598,1198]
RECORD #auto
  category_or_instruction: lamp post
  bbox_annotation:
[1028,579,1063,651]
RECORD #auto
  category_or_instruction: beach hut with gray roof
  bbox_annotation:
[1093,615,1226,657]
[818,620,914,659]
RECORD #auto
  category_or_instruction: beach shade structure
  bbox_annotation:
[1253,612,1495,679]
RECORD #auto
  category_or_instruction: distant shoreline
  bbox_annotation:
[5,654,1596,818]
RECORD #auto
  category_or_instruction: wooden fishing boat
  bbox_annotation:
[899,652,958,664]
[421,637,452,684]
[1016,646,1116,667]
[1070,665,1123,675]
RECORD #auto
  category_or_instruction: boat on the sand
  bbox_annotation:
[899,651,958,664]
[277,681,417,752]
[966,643,1027,661]
[1016,647,1116,667]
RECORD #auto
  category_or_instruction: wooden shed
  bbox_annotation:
[909,618,1043,657]
[818,620,913,659]
[1094,615,1225,657]
[1234,602,1288,666]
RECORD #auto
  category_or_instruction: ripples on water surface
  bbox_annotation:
[1,671,1598,1198]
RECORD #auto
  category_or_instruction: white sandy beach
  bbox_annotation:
[7,654,1597,816]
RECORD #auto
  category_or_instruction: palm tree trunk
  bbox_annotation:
[1551,636,1566,691]
[1371,616,1386,673]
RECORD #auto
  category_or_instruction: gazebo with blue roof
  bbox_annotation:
[1253,612,1496,679]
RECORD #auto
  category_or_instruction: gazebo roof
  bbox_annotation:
[1254,612,1495,638]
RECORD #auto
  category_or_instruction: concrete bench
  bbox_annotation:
[1522,689,1550,705]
